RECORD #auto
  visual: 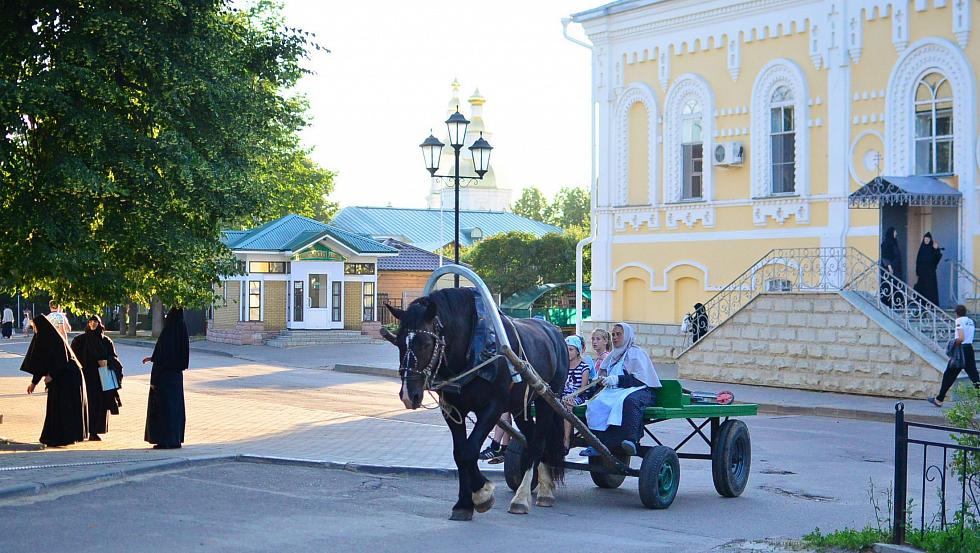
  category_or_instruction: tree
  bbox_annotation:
[511,187,548,223]
[463,230,591,299]
[544,186,590,231]
[0,1,331,312]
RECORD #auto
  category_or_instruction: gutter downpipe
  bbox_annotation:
[563,17,595,337]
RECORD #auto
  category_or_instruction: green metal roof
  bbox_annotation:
[222,214,396,255]
[331,206,562,252]
[501,282,592,310]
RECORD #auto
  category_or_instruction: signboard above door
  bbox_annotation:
[293,243,345,262]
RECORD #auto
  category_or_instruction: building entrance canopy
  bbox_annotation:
[848,176,962,209]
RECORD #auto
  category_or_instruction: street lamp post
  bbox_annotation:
[420,107,493,287]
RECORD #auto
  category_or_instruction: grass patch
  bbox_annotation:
[802,524,980,553]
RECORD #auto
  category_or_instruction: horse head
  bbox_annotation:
[381,297,444,410]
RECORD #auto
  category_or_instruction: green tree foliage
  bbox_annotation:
[0,1,332,311]
[463,230,591,298]
[511,187,548,223]
[513,186,590,230]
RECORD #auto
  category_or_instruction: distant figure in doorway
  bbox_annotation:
[46,300,72,341]
[143,307,189,449]
[71,315,124,441]
[880,227,904,282]
[21,316,88,446]
[913,232,943,306]
[1,304,13,338]
[928,304,980,407]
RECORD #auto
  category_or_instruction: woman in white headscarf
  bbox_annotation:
[582,322,661,457]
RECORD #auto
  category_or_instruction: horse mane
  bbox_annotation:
[402,287,476,371]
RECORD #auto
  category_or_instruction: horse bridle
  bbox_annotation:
[399,316,447,390]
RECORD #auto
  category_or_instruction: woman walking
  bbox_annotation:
[21,316,88,446]
[71,315,123,441]
[143,307,189,449]
[913,232,942,306]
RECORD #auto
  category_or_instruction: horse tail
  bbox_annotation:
[541,324,569,484]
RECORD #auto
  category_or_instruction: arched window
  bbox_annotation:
[681,100,703,200]
[770,86,796,194]
[914,72,954,175]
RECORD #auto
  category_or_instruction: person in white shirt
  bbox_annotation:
[46,300,72,341]
[1,305,13,338]
[929,304,980,406]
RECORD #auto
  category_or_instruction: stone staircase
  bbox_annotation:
[265,330,384,348]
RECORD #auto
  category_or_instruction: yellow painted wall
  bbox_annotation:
[628,102,650,205]
[213,281,240,330]
[264,281,286,331]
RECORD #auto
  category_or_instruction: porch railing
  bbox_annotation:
[893,402,980,545]
[948,260,980,313]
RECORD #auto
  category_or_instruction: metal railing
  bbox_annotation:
[844,261,955,356]
[690,247,953,357]
[948,260,980,312]
[893,402,980,545]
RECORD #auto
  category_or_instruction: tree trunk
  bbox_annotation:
[127,302,138,337]
[151,298,164,338]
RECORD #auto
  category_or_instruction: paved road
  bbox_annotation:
[0,461,819,553]
[0,341,948,549]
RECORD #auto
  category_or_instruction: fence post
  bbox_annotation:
[893,402,908,545]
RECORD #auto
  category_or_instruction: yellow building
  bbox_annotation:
[570,0,980,396]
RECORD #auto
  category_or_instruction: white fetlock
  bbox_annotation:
[472,481,495,507]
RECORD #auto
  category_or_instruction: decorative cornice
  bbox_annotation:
[953,0,971,48]
[614,207,660,231]
[892,3,909,53]
[664,204,714,229]
[727,34,741,81]
[752,197,810,225]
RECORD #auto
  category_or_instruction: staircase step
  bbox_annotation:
[264,330,384,348]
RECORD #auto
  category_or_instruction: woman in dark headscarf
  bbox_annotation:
[880,227,904,282]
[21,316,88,446]
[70,315,124,440]
[913,232,943,306]
[142,307,189,449]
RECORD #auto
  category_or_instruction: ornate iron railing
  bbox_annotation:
[948,260,980,312]
[688,247,953,357]
[844,260,955,356]
[893,403,980,545]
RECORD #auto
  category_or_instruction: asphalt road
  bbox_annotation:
[0,460,810,553]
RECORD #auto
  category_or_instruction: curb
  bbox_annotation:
[0,454,502,500]
[333,364,400,378]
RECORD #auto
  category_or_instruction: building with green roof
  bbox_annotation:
[209,214,397,344]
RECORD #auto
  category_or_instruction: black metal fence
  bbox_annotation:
[893,402,980,545]
[378,294,401,326]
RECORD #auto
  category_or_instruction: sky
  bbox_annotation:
[277,0,598,209]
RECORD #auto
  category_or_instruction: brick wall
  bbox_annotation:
[676,292,944,398]
[344,282,362,331]
[213,281,240,330]
[581,320,688,363]
[264,281,286,331]
[378,271,428,305]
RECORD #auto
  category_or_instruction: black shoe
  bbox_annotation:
[486,445,507,464]
[479,446,499,461]
[620,440,638,456]
[89,435,101,441]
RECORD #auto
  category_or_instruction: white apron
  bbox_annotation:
[585,355,644,431]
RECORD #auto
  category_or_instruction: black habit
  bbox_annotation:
[880,227,904,282]
[913,233,943,306]
[145,307,189,448]
[20,316,88,446]
[70,316,123,436]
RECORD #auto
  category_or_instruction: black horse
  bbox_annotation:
[381,287,568,521]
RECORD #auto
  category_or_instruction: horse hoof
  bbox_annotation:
[535,496,555,508]
[474,493,495,513]
[449,509,474,521]
[508,503,529,515]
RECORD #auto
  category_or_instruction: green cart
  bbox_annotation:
[504,379,758,509]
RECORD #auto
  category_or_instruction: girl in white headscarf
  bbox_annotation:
[562,335,591,451]
[582,322,661,457]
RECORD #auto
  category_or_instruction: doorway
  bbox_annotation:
[881,205,959,308]
[290,261,344,329]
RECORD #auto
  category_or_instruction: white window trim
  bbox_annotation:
[885,38,976,179]
[613,82,659,207]
[664,74,713,204]
[750,59,809,199]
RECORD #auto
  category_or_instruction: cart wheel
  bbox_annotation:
[503,441,537,492]
[711,419,751,498]
[588,451,629,489]
[638,445,680,509]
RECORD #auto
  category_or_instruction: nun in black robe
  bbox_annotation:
[70,315,124,439]
[913,232,943,306]
[21,316,88,446]
[143,307,188,449]
[880,227,904,282]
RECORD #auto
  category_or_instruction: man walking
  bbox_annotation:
[1,304,14,338]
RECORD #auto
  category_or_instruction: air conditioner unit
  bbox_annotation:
[712,141,743,166]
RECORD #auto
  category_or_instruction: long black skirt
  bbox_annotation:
[145,370,185,447]
[81,364,109,435]
[40,370,88,447]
